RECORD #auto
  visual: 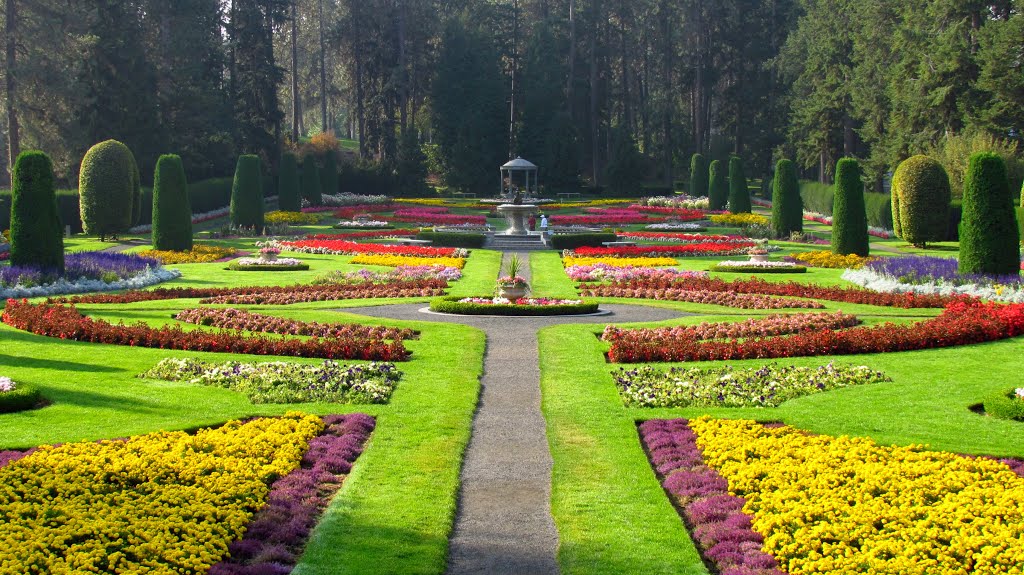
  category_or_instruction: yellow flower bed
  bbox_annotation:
[139,243,236,264]
[690,417,1024,575]
[397,198,447,206]
[350,254,467,269]
[562,256,678,268]
[709,213,770,227]
[793,250,874,269]
[265,210,321,225]
[0,413,322,574]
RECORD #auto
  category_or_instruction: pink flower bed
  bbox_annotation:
[570,242,755,258]
[579,285,825,310]
[389,209,487,225]
[603,311,860,345]
[174,307,418,341]
[280,239,460,258]
[565,265,708,282]
[550,214,665,225]
[627,206,709,220]
[616,231,747,244]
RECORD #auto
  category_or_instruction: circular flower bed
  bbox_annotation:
[429,295,600,316]
[0,376,43,413]
[709,261,807,274]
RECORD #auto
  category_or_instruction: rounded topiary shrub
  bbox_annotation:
[728,156,751,214]
[277,152,301,212]
[890,155,950,248]
[0,381,43,414]
[79,140,137,240]
[771,159,802,238]
[230,155,265,233]
[301,154,323,207]
[10,150,64,273]
[689,153,708,198]
[959,152,1020,275]
[831,158,869,257]
[152,155,193,252]
[320,151,339,197]
[708,160,728,211]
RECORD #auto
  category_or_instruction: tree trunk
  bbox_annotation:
[355,44,366,158]
[318,0,328,132]
[843,109,855,156]
[819,148,827,184]
[692,0,705,154]
[290,0,299,142]
[5,0,20,172]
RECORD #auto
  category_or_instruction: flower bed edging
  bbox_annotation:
[429,295,600,316]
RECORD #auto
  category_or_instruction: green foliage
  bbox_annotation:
[277,152,301,212]
[831,158,869,256]
[982,390,1024,422]
[549,233,618,250]
[229,155,264,233]
[320,151,339,196]
[151,155,193,252]
[689,154,708,197]
[78,140,136,238]
[429,296,598,316]
[727,156,751,214]
[10,151,64,273]
[771,159,802,237]
[604,128,645,197]
[927,129,1023,201]
[708,160,728,211]
[0,382,43,414]
[891,155,950,248]
[799,180,893,230]
[301,154,323,206]
[414,232,485,248]
[395,131,429,197]
[958,152,1020,275]
[229,1,285,163]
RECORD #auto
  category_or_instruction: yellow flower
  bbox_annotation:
[138,244,236,264]
[793,250,874,269]
[562,256,678,268]
[350,254,466,269]
[709,213,770,227]
[264,210,321,225]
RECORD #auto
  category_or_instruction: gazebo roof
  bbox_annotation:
[501,157,537,170]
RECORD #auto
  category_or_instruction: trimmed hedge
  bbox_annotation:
[728,156,751,214]
[226,262,310,271]
[799,181,894,230]
[959,152,1020,275]
[230,155,265,233]
[301,155,323,206]
[0,383,43,414]
[708,264,807,274]
[891,155,950,248]
[831,158,869,256]
[771,159,802,237]
[415,231,486,248]
[10,151,64,272]
[430,296,599,316]
[79,140,136,238]
[152,155,193,252]
[278,152,301,212]
[549,233,618,250]
[708,159,728,210]
[689,153,708,197]
[321,152,339,196]
[982,389,1024,422]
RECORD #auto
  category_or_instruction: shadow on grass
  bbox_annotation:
[43,387,169,412]
[0,353,122,373]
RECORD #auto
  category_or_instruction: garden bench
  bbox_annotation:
[557,192,582,201]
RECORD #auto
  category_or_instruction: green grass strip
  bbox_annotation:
[530,251,580,299]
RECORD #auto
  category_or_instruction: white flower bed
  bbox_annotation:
[0,266,182,299]
[233,257,305,267]
[316,193,391,206]
[644,222,708,231]
[335,220,391,228]
[641,196,710,210]
[842,267,1024,303]
[715,260,801,269]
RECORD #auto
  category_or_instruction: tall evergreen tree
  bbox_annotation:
[604,126,644,197]
[395,130,428,197]
[10,150,63,273]
[151,154,193,252]
[708,160,728,211]
[728,156,751,214]
[230,154,265,232]
[231,0,287,164]
[959,152,1020,275]
[300,154,322,206]
[277,151,301,211]
[831,158,869,256]
[772,159,802,237]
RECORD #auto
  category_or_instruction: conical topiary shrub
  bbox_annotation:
[771,159,802,238]
[831,158,869,256]
[130,155,142,226]
[79,140,136,240]
[230,155,264,234]
[10,150,64,273]
[891,155,950,248]
[689,153,708,198]
[320,151,339,197]
[152,155,193,252]
[708,160,728,210]
[959,152,1020,275]
[277,152,301,212]
[728,156,751,214]
[301,155,323,207]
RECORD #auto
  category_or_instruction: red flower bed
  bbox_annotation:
[331,205,396,219]
[174,307,418,341]
[550,214,665,225]
[606,300,1024,363]
[628,206,708,220]
[571,242,755,258]
[603,311,860,347]
[617,231,744,243]
[579,286,824,309]
[280,239,460,257]
[2,300,410,360]
[580,276,965,308]
[304,230,420,240]
[389,209,487,225]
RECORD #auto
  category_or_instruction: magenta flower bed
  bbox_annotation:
[174,307,418,341]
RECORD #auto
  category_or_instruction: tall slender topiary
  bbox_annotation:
[772,159,802,237]
[277,152,301,212]
[301,154,323,207]
[959,152,1020,274]
[689,153,708,197]
[728,156,751,214]
[708,160,728,210]
[320,151,339,197]
[230,154,264,233]
[891,155,950,248]
[151,155,193,252]
[1020,179,1023,207]
[10,151,64,273]
[79,140,136,240]
[831,158,869,256]
[130,154,142,226]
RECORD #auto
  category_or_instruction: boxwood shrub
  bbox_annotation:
[416,231,486,248]
[550,233,617,250]
[771,159,802,237]
[831,158,870,257]
[728,156,751,214]
[689,153,708,197]
[230,155,265,233]
[708,264,807,274]
[430,296,599,316]
[959,152,1020,275]
[891,155,950,247]
[982,389,1024,422]
[708,159,728,211]
[151,154,193,252]
[0,383,43,414]
[79,139,137,238]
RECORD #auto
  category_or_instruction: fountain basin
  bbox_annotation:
[496,204,540,235]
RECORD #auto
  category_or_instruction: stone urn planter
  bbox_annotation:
[497,285,528,300]
[748,253,769,263]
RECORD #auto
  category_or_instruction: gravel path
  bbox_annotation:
[339,253,692,575]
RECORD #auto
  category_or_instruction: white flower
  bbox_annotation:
[0,376,16,393]
[0,266,182,299]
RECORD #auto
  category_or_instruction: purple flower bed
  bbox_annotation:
[0,448,36,468]
[0,251,162,287]
[865,255,1023,287]
[209,413,375,575]
[638,418,784,575]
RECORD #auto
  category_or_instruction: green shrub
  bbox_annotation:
[550,233,618,250]
[277,152,301,212]
[429,295,599,316]
[151,155,193,252]
[958,152,1020,275]
[771,159,802,237]
[0,382,43,414]
[301,154,323,206]
[79,140,136,239]
[415,231,486,248]
[708,160,728,210]
[10,151,64,273]
[891,155,951,248]
[320,151,339,196]
[728,156,751,214]
[831,158,869,256]
[229,155,264,233]
[982,389,1024,422]
[708,264,807,274]
[689,153,708,197]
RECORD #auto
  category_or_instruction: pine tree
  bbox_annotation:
[10,150,63,273]
[708,160,728,210]
[230,154,264,233]
[728,156,751,214]
[831,158,869,256]
[689,154,708,197]
[772,159,802,237]
[277,152,301,212]
[230,0,288,163]
[959,152,1020,275]
[151,154,193,252]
